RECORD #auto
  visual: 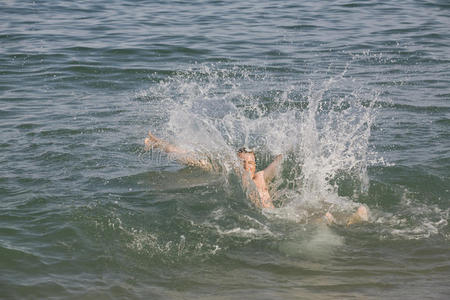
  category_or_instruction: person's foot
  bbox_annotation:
[325,212,336,225]
[356,205,369,221]
[346,205,369,226]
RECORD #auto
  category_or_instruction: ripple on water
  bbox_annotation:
[1,0,449,298]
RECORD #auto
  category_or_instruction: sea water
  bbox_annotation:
[1,0,449,299]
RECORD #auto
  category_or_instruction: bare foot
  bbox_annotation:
[356,205,369,221]
[346,205,369,226]
[325,212,336,225]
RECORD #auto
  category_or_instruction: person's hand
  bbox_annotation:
[144,131,160,151]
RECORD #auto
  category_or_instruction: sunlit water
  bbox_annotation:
[1,0,449,299]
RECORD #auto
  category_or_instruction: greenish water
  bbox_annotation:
[1,0,449,299]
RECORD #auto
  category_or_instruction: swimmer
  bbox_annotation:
[236,147,282,209]
[144,131,368,224]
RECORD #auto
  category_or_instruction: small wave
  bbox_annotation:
[375,189,449,240]
[372,101,450,113]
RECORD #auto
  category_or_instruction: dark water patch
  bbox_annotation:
[0,226,21,237]
[60,65,124,75]
[371,165,449,201]
[16,177,53,188]
[359,178,405,209]
[0,212,29,226]
[0,185,30,200]
[103,46,202,57]
[5,53,67,62]
[415,32,449,40]
[251,261,324,277]
[23,142,55,153]
[30,127,118,138]
[280,24,321,31]
[340,2,378,8]
[2,281,68,300]
[1,7,36,17]
[36,224,87,252]
[59,46,100,53]
[260,50,290,57]
[304,280,396,295]
[407,79,450,89]
[422,0,450,9]
[410,245,450,265]
[0,245,43,269]
[15,123,45,130]
[154,45,211,56]
[373,101,450,113]
[0,34,30,42]
[83,80,123,90]
[0,84,16,92]
[0,109,21,118]
[435,93,450,98]
[435,118,450,125]
[13,195,57,212]
[378,26,425,36]
[429,157,450,173]
[35,151,76,163]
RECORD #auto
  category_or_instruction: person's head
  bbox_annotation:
[237,147,256,175]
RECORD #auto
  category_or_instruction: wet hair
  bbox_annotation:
[237,147,254,154]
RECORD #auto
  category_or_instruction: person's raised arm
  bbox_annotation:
[263,154,283,182]
[144,131,212,170]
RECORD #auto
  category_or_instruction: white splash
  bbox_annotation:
[139,64,381,218]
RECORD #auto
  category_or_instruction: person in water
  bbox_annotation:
[144,131,368,225]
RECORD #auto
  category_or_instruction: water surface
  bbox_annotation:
[1,0,449,299]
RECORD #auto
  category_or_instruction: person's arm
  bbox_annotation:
[263,154,283,182]
[144,131,212,170]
